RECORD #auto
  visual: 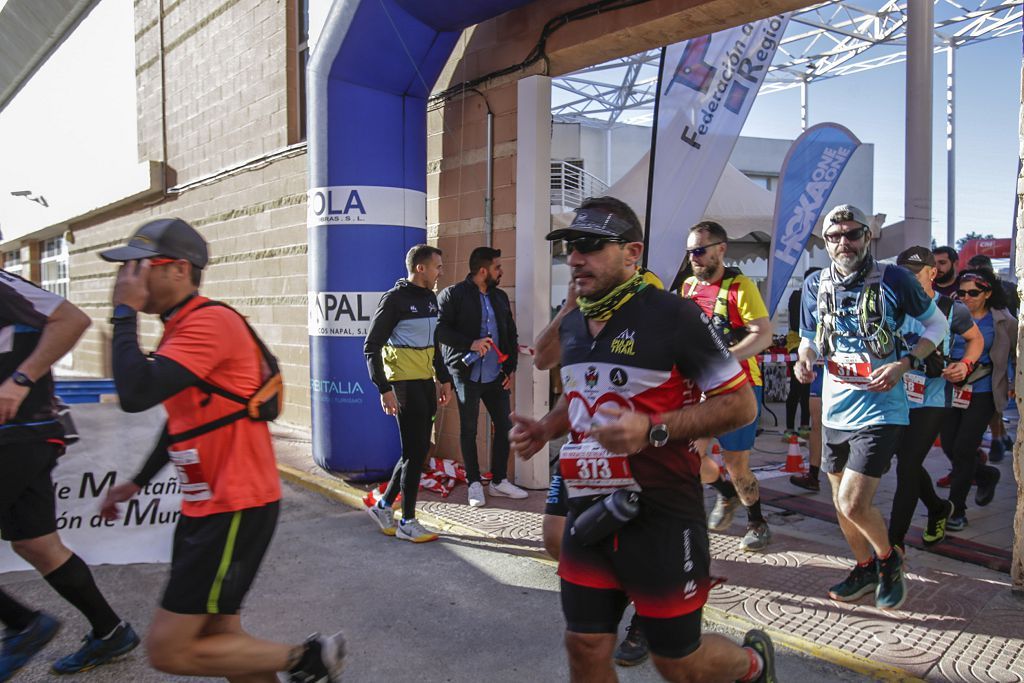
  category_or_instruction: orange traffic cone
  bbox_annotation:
[710,443,726,478]
[783,433,806,473]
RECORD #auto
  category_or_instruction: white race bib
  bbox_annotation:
[952,384,973,410]
[559,440,640,499]
[827,352,873,388]
[903,371,926,404]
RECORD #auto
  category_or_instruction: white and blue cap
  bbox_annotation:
[824,204,871,230]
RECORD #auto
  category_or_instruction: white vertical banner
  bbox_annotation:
[646,14,790,284]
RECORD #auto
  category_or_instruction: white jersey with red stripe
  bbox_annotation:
[558,285,747,520]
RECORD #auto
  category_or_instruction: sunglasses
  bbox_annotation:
[956,288,988,298]
[687,241,725,258]
[564,236,625,254]
[147,257,181,266]
[823,227,868,244]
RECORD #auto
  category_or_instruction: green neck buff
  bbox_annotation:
[577,271,647,322]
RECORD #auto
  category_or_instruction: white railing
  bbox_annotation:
[550,161,609,209]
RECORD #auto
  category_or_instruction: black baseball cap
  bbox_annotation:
[99,218,208,269]
[545,206,644,243]
[897,246,936,272]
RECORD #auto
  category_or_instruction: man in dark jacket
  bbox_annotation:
[437,247,527,507]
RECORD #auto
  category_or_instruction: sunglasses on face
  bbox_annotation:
[686,241,725,258]
[956,288,987,298]
[823,227,868,244]
[564,236,625,254]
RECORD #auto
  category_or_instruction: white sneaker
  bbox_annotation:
[468,481,486,507]
[490,479,528,499]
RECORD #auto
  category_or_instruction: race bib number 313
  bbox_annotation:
[559,441,640,499]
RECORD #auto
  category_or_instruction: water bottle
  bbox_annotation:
[570,489,640,546]
[460,350,484,368]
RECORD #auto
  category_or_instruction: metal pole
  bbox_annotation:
[946,43,956,248]
[905,0,934,250]
[800,77,808,132]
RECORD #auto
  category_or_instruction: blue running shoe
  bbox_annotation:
[875,549,907,611]
[0,612,60,682]
[52,622,139,675]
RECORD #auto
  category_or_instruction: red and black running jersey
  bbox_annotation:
[558,286,747,519]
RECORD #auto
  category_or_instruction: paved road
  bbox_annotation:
[3,482,867,681]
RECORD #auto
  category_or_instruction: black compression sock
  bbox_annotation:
[44,554,120,636]
[710,477,737,499]
[0,587,36,631]
[290,637,327,677]
[808,464,820,479]
[747,501,765,524]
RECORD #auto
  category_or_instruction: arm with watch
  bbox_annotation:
[0,300,91,424]
[589,384,757,455]
[940,321,983,384]
[865,303,948,393]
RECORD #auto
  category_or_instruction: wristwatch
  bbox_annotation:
[648,412,669,448]
[110,304,138,323]
[11,371,34,388]
[901,354,922,372]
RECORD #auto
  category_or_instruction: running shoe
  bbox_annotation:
[613,613,649,667]
[468,481,486,507]
[936,472,951,488]
[289,631,346,683]
[875,550,907,611]
[975,465,1001,506]
[52,621,139,675]
[828,562,878,602]
[0,612,60,682]
[922,500,954,547]
[989,438,1006,463]
[707,494,740,531]
[741,629,777,683]
[395,518,438,543]
[740,522,772,552]
[947,514,968,532]
[781,430,797,443]
[789,472,820,491]
[490,479,528,499]
[797,426,811,439]
[367,502,396,536]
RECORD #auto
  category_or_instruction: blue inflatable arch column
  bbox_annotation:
[306,0,533,478]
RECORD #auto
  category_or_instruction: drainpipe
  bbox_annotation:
[484,110,494,247]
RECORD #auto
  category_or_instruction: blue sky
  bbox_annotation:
[742,33,1021,247]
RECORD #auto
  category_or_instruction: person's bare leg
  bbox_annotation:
[722,450,757,507]
[543,514,565,561]
[650,635,754,683]
[835,470,890,556]
[146,609,296,678]
[201,615,280,683]
[10,532,72,575]
[566,631,617,683]
[809,397,823,469]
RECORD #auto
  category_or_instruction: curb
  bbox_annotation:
[278,462,923,681]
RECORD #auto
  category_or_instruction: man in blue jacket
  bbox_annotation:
[437,247,527,507]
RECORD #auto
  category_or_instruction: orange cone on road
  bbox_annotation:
[783,433,806,473]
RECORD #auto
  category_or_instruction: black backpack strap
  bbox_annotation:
[166,408,249,445]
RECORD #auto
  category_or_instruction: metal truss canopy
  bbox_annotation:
[550,0,1023,125]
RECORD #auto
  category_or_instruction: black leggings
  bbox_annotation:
[786,367,811,430]
[383,380,437,520]
[889,407,947,547]
[940,392,995,517]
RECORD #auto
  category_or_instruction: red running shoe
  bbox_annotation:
[936,472,951,488]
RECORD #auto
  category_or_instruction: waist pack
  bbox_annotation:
[167,301,284,445]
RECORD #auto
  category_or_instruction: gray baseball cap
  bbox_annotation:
[99,218,208,269]
[824,204,871,230]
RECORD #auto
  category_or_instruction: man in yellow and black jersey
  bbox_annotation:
[364,245,453,543]
[682,222,774,553]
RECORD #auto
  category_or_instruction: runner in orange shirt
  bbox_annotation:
[98,218,344,682]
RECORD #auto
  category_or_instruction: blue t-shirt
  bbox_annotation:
[901,294,974,409]
[953,311,994,394]
[800,262,936,429]
[471,291,501,383]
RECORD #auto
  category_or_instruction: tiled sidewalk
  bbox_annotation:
[272,411,1024,682]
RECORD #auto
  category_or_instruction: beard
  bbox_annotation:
[486,274,501,288]
[691,257,721,282]
[831,244,868,273]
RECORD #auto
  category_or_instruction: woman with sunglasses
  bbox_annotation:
[941,267,1016,531]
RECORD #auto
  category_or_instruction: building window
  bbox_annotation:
[3,249,22,276]
[746,174,776,192]
[40,237,69,300]
[287,0,310,143]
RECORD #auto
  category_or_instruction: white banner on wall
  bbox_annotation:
[306,186,426,229]
[0,408,181,572]
[646,14,790,284]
